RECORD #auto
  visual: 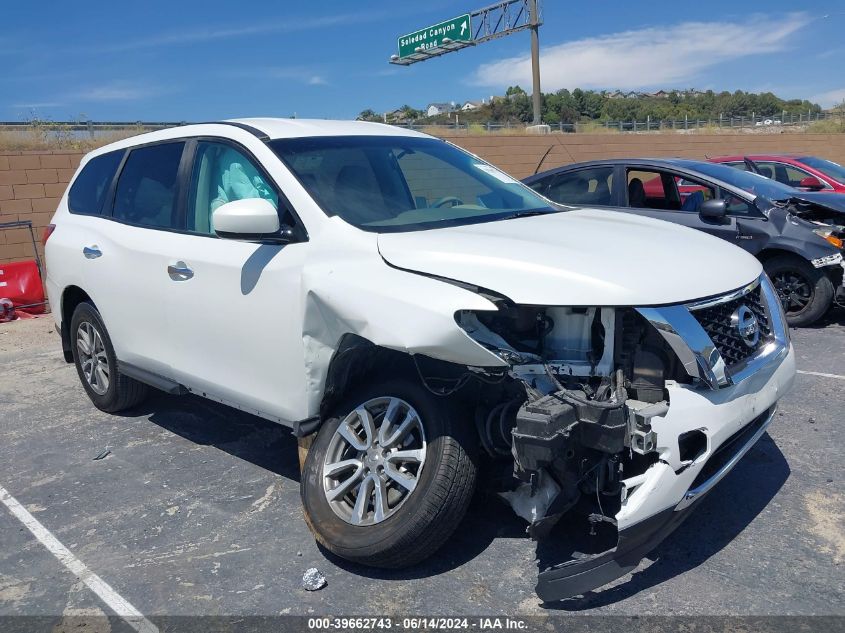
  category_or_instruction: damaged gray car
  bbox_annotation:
[525,158,845,326]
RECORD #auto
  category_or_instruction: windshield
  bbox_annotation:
[677,160,797,202]
[799,156,845,183]
[268,136,557,232]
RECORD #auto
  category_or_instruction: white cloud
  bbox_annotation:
[11,102,63,109]
[811,87,845,108]
[471,13,810,91]
[70,83,158,102]
[223,66,329,86]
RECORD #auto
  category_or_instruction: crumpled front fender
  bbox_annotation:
[299,238,504,417]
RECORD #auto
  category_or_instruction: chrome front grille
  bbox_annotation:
[689,284,772,366]
[637,275,789,390]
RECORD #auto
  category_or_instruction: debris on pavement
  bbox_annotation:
[93,448,111,461]
[301,567,327,591]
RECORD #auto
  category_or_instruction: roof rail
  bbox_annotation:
[205,120,270,141]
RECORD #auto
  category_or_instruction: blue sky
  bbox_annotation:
[3,0,845,121]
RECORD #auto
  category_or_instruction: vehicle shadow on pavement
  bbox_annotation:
[541,433,790,610]
[132,391,302,482]
[318,491,529,579]
[802,304,845,329]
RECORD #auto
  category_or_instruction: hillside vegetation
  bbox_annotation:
[360,87,825,125]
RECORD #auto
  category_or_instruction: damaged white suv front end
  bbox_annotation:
[459,278,793,599]
[377,209,794,601]
[49,120,795,603]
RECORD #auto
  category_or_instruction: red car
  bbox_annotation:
[709,155,845,193]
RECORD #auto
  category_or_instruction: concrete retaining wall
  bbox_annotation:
[3,133,845,266]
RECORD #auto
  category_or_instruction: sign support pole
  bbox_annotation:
[529,0,542,125]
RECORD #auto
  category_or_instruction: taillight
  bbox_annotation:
[42,224,56,246]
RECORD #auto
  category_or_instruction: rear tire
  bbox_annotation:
[70,302,148,412]
[764,255,833,327]
[300,378,477,568]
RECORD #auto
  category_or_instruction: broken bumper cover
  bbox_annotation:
[536,341,795,602]
[836,259,845,304]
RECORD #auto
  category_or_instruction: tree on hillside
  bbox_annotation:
[357,109,381,122]
[398,104,423,119]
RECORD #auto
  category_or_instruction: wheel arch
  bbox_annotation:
[313,333,482,436]
[318,334,416,422]
[756,247,808,264]
[59,286,94,362]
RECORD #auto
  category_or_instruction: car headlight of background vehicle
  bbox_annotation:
[813,227,844,249]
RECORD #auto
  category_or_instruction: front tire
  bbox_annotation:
[764,255,834,327]
[70,302,148,412]
[300,378,477,568]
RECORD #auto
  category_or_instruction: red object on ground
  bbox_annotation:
[0,298,14,322]
[0,260,45,314]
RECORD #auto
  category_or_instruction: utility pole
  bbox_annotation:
[529,0,542,125]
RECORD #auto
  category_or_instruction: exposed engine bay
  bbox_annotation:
[456,299,689,547]
[780,197,845,229]
[774,198,845,249]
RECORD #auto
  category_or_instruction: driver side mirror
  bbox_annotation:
[798,176,824,191]
[213,198,290,241]
[698,199,728,223]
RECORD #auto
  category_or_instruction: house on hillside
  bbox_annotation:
[426,102,456,117]
[460,100,483,111]
[384,109,406,123]
[651,90,669,99]
[608,90,625,99]
[623,91,640,99]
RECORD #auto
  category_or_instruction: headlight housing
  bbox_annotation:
[813,227,844,250]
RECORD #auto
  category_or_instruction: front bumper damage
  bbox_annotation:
[492,275,795,601]
[835,259,845,306]
[535,355,792,601]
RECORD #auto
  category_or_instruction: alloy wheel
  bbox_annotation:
[322,397,427,526]
[771,270,812,314]
[76,321,110,395]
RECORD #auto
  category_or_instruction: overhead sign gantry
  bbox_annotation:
[389,1,544,125]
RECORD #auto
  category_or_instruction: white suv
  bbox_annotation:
[45,119,795,601]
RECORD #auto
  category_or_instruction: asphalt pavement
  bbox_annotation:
[0,309,842,624]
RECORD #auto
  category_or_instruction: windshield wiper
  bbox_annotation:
[499,209,555,221]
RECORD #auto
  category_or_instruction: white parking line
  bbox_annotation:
[0,484,158,633]
[797,370,845,381]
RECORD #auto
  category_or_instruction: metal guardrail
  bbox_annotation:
[0,111,840,138]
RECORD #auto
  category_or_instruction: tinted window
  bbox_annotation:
[68,151,123,216]
[799,156,845,182]
[671,160,794,203]
[187,142,279,235]
[625,168,714,212]
[544,167,614,205]
[113,142,185,228]
[628,170,672,208]
[755,161,817,188]
[269,136,554,232]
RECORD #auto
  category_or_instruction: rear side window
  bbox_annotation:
[545,167,614,206]
[113,142,185,229]
[68,151,123,216]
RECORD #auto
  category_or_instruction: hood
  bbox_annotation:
[377,208,762,306]
[784,191,845,215]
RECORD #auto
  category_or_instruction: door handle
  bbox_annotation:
[83,246,102,259]
[167,262,194,281]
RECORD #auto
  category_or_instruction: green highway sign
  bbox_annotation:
[397,14,472,59]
